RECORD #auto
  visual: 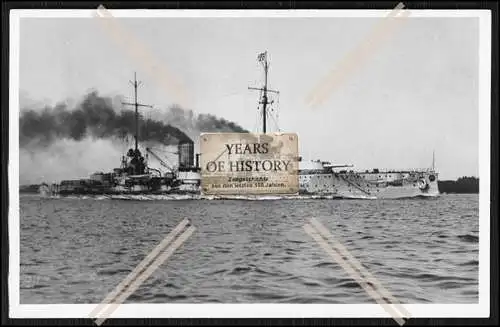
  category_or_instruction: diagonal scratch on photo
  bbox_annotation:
[303,218,411,325]
[12,2,488,322]
[306,2,410,108]
[90,218,196,325]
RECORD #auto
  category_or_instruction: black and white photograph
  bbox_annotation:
[7,4,492,323]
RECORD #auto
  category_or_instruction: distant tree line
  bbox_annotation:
[19,184,41,193]
[438,176,479,194]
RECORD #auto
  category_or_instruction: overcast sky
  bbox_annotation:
[18,15,480,180]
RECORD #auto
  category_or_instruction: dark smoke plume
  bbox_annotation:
[19,91,201,147]
[19,91,248,184]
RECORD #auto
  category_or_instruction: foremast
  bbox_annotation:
[122,72,153,175]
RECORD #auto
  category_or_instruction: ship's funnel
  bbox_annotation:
[178,141,194,168]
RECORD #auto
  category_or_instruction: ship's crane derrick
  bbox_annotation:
[146,147,175,173]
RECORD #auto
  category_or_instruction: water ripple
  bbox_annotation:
[20,194,479,304]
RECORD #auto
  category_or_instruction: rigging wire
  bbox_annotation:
[252,107,259,134]
[148,144,177,154]
[252,89,264,133]
[275,92,281,132]
[264,91,280,132]
[269,112,280,133]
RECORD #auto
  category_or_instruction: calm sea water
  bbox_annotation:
[19,194,479,304]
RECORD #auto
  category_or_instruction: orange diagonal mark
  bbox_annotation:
[306,2,410,108]
[89,218,195,325]
[94,5,191,109]
[304,217,411,325]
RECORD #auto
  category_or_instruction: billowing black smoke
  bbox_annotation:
[196,113,247,133]
[20,91,195,147]
[19,91,249,184]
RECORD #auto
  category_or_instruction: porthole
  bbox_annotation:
[429,175,436,182]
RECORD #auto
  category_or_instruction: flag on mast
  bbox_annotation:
[257,51,267,62]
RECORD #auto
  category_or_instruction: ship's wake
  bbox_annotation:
[32,192,440,201]
[34,193,346,201]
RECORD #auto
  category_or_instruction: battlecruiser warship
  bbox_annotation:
[40,52,439,199]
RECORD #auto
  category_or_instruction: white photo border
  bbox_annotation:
[8,8,492,319]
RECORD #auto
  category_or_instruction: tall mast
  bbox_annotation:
[249,51,279,134]
[262,58,268,133]
[134,72,139,151]
[122,72,153,152]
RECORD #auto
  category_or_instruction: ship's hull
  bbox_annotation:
[43,159,439,200]
[44,173,439,200]
[41,171,202,197]
[335,180,440,199]
[299,168,439,199]
[54,184,200,196]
